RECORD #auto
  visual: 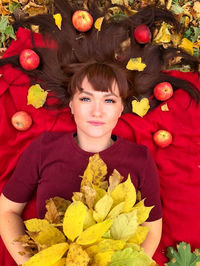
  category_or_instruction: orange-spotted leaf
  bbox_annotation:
[66,243,90,266]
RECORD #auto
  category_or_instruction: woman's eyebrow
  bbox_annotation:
[80,89,118,97]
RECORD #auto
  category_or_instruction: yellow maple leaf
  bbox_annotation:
[27,84,48,109]
[131,98,150,117]
[179,38,194,55]
[94,17,104,31]
[23,242,69,266]
[154,22,171,44]
[53,13,62,30]
[63,201,86,241]
[66,243,90,266]
[126,57,146,71]
[128,226,149,245]
[76,219,113,245]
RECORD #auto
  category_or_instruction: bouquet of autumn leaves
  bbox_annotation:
[17,154,157,266]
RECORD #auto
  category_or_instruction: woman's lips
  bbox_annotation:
[88,121,105,126]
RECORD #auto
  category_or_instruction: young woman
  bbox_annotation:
[0,61,162,264]
[0,0,199,265]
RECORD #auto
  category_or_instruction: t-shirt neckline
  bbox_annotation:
[69,131,122,156]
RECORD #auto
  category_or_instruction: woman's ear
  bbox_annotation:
[69,101,73,114]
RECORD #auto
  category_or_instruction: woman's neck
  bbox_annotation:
[75,132,114,153]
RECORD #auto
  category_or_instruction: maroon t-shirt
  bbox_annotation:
[3,131,162,221]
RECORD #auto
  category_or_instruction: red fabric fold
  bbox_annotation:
[0,28,200,266]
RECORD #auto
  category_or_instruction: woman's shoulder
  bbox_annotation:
[28,131,74,149]
[117,136,149,158]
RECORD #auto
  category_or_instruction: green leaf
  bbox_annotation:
[0,16,9,32]
[166,242,200,266]
[170,3,183,14]
[9,1,21,12]
[109,247,155,266]
[193,48,200,58]
[4,25,16,40]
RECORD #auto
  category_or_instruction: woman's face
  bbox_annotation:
[69,76,124,141]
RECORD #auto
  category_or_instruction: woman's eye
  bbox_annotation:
[80,97,90,102]
[105,99,116,103]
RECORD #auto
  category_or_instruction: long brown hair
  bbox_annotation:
[0,0,199,111]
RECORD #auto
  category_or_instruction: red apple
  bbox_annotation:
[133,24,152,44]
[153,130,172,148]
[153,82,173,101]
[72,10,93,32]
[19,49,40,71]
[11,111,32,131]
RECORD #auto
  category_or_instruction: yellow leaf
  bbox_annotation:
[83,209,96,230]
[94,17,104,31]
[161,103,169,111]
[25,219,50,232]
[132,199,153,224]
[81,182,97,209]
[108,169,124,193]
[66,243,90,266]
[93,194,113,222]
[128,226,149,245]
[184,16,190,28]
[111,0,129,5]
[76,219,113,245]
[131,98,150,117]
[93,185,107,204]
[33,226,66,248]
[86,239,125,256]
[27,84,48,109]
[24,242,69,266]
[110,209,138,240]
[93,251,114,266]
[52,258,66,266]
[107,202,124,219]
[110,175,136,212]
[179,38,194,55]
[126,57,146,71]
[81,154,107,188]
[53,13,62,30]
[154,22,171,44]
[63,201,86,241]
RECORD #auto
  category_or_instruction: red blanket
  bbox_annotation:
[1,28,200,266]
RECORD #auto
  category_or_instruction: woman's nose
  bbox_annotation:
[91,101,103,117]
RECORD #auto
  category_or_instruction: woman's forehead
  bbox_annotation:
[79,76,120,95]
